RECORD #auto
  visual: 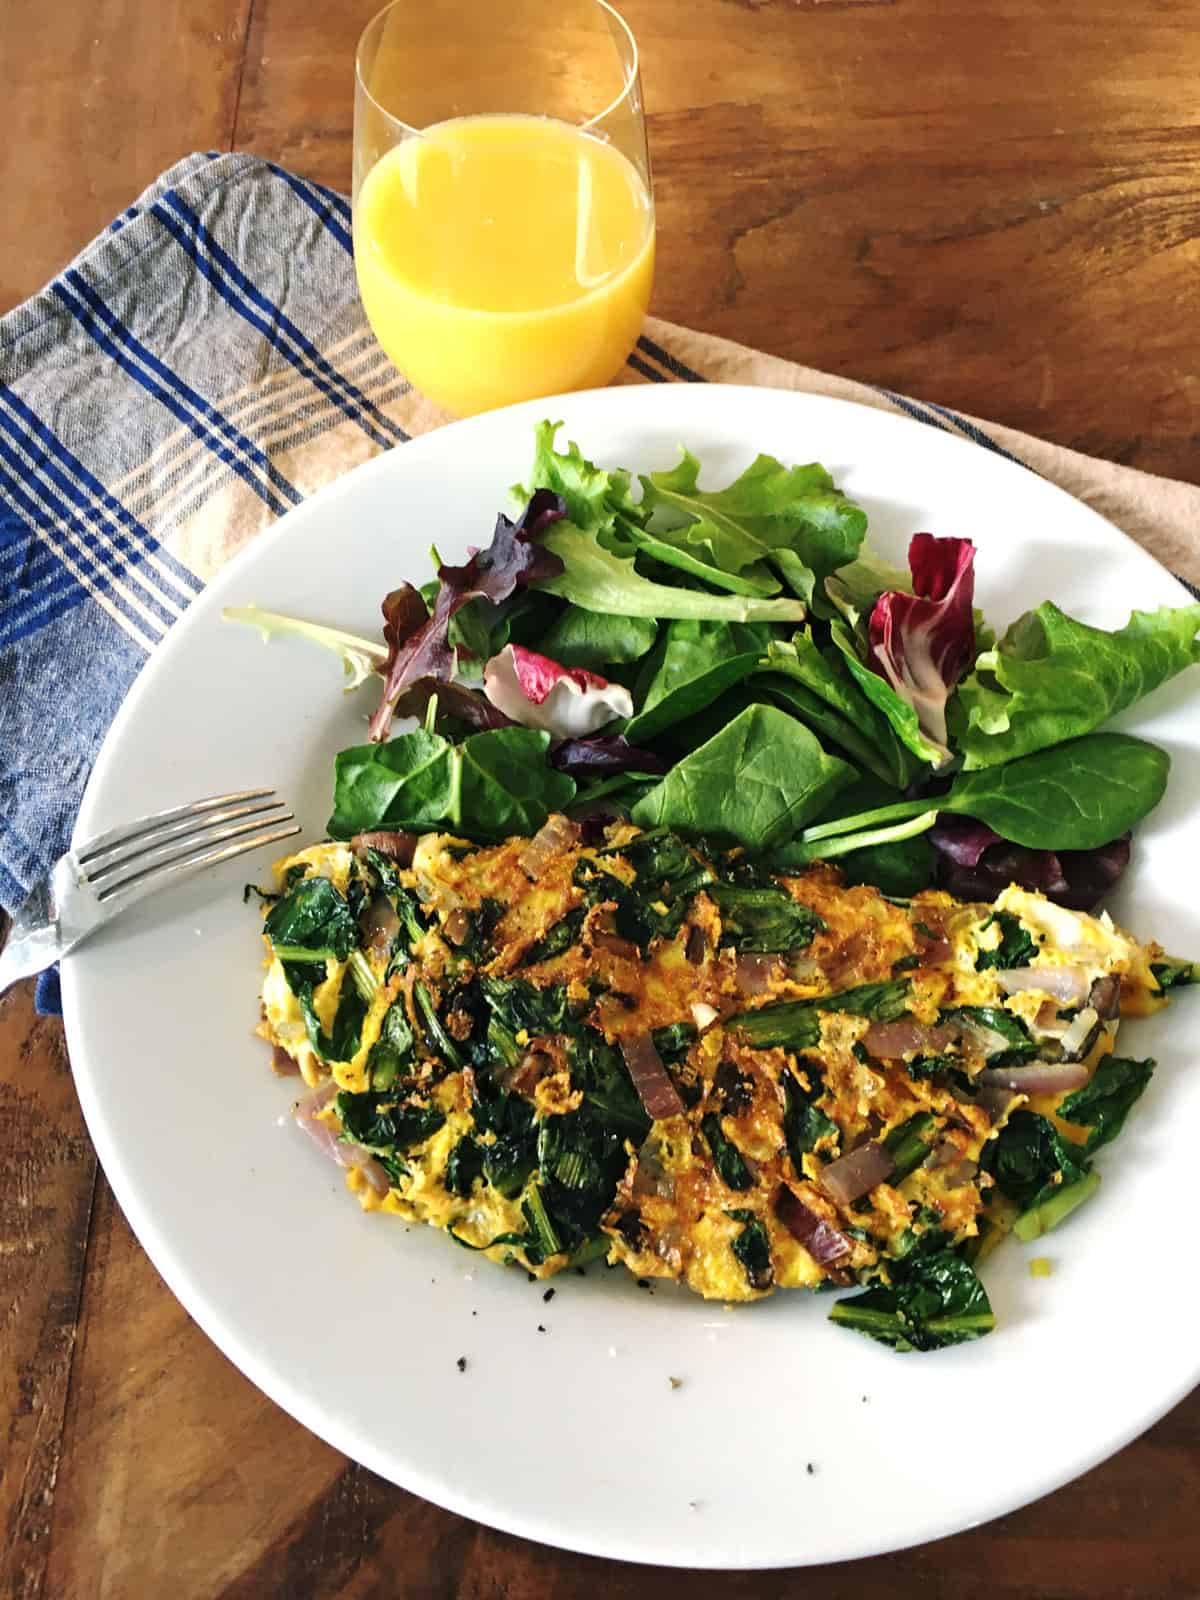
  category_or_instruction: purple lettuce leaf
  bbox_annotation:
[548,735,669,778]
[930,813,1131,910]
[367,491,566,741]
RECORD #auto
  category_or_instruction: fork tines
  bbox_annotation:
[77,789,301,906]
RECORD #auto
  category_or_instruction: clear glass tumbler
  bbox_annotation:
[353,0,654,417]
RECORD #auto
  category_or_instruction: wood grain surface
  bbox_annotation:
[2,1,1199,1594]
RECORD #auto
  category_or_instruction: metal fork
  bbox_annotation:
[0,788,300,996]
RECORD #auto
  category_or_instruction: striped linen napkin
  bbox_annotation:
[4,151,1199,1014]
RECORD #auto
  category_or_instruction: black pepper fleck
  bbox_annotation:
[456,1357,467,1373]
[806,1463,815,1476]
[537,1324,547,1333]
[636,1279,650,1290]
[543,1287,555,1303]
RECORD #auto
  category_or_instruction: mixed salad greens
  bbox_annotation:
[227,421,1199,905]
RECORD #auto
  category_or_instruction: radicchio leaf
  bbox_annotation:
[548,735,669,778]
[367,491,567,741]
[867,534,976,761]
[482,644,633,738]
[929,813,1131,911]
[390,676,514,732]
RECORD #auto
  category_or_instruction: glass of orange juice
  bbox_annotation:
[352,0,655,417]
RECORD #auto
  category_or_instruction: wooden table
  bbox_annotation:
[3,2,1199,1594]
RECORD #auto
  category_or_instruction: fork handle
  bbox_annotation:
[0,881,61,997]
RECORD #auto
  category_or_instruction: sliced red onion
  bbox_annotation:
[1089,973,1121,1021]
[352,830,419,865]
[924,1137,962,1172]
[592,931,640,963]
[819,1141,895,1206]
[976,1059,1090,1095]
[864,1019,956,1059]
[361,893,401,954]
[685,925,707,965]
[272,1044,301,1076]
[976,1085,1018,1123]
[691,1002,719,1031]
[632,1137,676,1201]
[775,1186,853,1265]
[517,812,580,878]
[619,1034,685,1120]
[1057,1006,1102,1061]
[292,1082,393,1193]
[996,964,1090,1006]
[943,1158,979,1191]
[734,952,783,996]
[442,908,472,947]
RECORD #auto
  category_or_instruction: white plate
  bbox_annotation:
[62,386,1200,1569]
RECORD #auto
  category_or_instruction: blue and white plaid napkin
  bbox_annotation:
[4,151,1199,1014]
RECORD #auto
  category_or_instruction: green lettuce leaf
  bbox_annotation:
[536,523,808,625]
[952,601,1200,769]
[638,449,867,596]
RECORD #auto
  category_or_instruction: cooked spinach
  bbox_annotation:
[264,876,357,961]
[279,959,367,1064]
[702,1113,754,1191]
[727,1210,774,1291]
[1151,956,1199,992]
[942,1005,1037,1063]
[480,976,573,1039]
[782,1064,838,1174]
[445,1136,485,1196]
[336,1089,445,1156]
[975,911,1039,971]
[524,905,587,965]
[884,1113,937,1181]
[567,1031,650,1136]
[729,979,912,1049]
[367,1000,416,1090]
[982,1109,1098,1240]
[829,1236,996,1352]
[1057,1054,1155,1154]
[709,884,825,953]
[413,980,465,1071]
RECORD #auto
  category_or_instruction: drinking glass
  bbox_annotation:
[353,0,654,417]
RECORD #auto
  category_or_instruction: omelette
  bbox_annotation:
[254,816,1184,1351]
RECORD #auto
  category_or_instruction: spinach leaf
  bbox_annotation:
[702,1113,754,1191]
[952,600,1200,769]
[639,449,866,591]
[768,774,934,895]
[727,1210,774,1291]
[445,1136,485,1196]
[883,1112,937,1181]
[536,523,808,625]
[538,605,658,671]
[729,980,912,1048]
[798,733,1170,859]
[567,1031,651,1136]
[783,1065,838,1172]
[625,619,771,744]
[1151,956,1199,992]
[758,631,917,788]
[1057,1054,1155,1154]
[479,976,573,1039]
[367,1001,418,1090]
[830,620,946,768]
[975,911,1039,971]
[263,876,357,961]
[828,1238,996,1352]
[982,1109,1093,1220]
[328,726,576,842]
[336,1088,445,1155]
[942,1005,1036,1063]
[630,704,854,850]
[709,884,825,953]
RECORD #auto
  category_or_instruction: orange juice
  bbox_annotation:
[354,114,655,415]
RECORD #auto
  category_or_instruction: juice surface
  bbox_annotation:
[354,114,655,415]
